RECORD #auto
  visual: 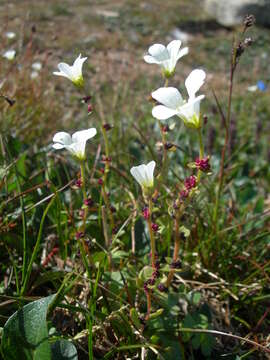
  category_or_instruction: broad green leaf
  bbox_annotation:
[51,340,78,360]
[2,295,55,360]
[1,295,78,360]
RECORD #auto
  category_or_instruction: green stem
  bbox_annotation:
[78,161,91,278]
[80,161,87,200]
[101,125,110,184]
[147,197,156,268]
[166,212,180,287]
[100,125,114,231]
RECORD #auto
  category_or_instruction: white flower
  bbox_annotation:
[130,161,156,190]
[32,62,42,71]
[152,69,206,129]
[144,40,188,77]
[3,49,16,60]
[30,71,39,79]
[5,32,16,39]
[53,54,87,87]
[52,128,97,161]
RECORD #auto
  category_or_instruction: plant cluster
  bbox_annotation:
[0,13,269,360]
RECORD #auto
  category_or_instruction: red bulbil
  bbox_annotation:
[184,175,196,190]
[84,198,94,207]
[87,104,93,114]
[98,178,103,185]
[142,207,150,220]
[74,178,82,188]
[180,189,189,200]
[103,123,112,131]
[195,157,210,172]
[82,95,91,103]
[151,223,159,232]
[76,231,85,239]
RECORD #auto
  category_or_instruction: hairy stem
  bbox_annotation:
[197,127,204,183]
[166,212,180,287]
[147,197,156,268]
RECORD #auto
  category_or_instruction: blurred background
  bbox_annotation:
[1,0,269,145]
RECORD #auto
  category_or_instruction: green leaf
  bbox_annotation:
[2,295,55,360]
[1,295,78,360]
[51,340,78,360]
[130,308,141,329]
[192,292,201,306]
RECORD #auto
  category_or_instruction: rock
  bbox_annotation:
[204,0,270,27]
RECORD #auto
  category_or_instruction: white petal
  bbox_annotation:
[143,55,160,64]
[166,40,181,72]
[185,69,206,99]
[179,95,205,119]
[148,44,170,62]
[52,143,65,150]
[3,50,16,60]
[152,105,178,120]
[145,161,156,184]
[53,71,69,78]
[5,31,16,39]
[247,85,257,92]
[32,62,42,71]
[67,142,86,159]
[176,47,189,61]
[130,166,145,187]
[53,132,72,146]
[57,63,74,80]
[72,54,87,79]
[152,87,183,109]
[72,128,97,143]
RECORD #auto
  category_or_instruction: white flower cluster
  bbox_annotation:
[52,40,206,191]
[2,32,16,61]
[130,40,206,191]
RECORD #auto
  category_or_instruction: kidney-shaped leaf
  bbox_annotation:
[2,295,55,360]
[1,294,77,360]
[51,340,78,360]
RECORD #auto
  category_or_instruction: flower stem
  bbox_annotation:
[79,161,91,275]
[166,212,180,287]
[155,78,169,193]
[100,125,115,231]
[197,127,204,183]
[101,125,110,184]
[145,292,152,321]
[146,197,156,268]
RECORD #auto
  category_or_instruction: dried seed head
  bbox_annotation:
[243,14,255,28]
